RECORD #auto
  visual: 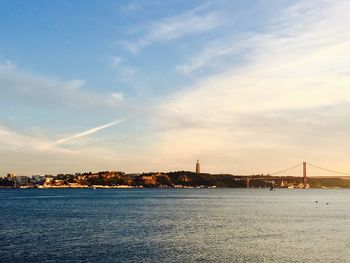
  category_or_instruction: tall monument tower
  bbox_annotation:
[196,160,200,174]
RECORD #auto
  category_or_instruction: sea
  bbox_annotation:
[0,188,349,263]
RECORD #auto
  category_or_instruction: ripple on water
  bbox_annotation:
[0,188,349,262]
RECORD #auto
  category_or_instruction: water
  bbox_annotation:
[0,189,349,263]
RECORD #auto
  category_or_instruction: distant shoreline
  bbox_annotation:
[2,171,350,189]
[1,186,349,189]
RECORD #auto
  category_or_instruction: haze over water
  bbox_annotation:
[1,189,349,262]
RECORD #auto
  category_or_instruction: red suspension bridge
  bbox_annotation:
[237,162,350,188]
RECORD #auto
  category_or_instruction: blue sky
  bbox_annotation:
[1,0,350,175]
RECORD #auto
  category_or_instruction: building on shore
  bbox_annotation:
[15,176,30,186]
[196,160,200,174]
[6,173,30,186]
[6,172,16,180]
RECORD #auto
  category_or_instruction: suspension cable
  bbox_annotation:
[306,162,350,176]
[269,163,303,176]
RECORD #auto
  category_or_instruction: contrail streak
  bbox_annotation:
[51,118,125,146]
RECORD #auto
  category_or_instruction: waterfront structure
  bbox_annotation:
[196,160,200,174]
[15,176,30,185]
[6,172,16,180]
[303,162,308,188]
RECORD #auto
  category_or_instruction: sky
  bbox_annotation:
[1,0,350,176]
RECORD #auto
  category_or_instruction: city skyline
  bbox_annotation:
[1,0,350,176]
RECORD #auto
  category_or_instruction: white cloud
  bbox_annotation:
[42,118,125,148]
[2,1,350,176]
[145,0,350,174]
[0,125,34,149]
[0,60,124,109]
[109,55,136,79]
[0,118,125,153]
[110,56,123,67]
[124,7,221,53]
[111,92,124,101]
[178,1,350,75]
[0,119,128,174]
[118,1,143,14]
[176,36,252,74]
[0,59,16,71]
[0,60,130,174]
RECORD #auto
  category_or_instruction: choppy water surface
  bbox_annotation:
[0,189,349,262]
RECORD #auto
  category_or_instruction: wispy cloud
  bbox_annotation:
[0,125,35,149]
[45,119,125,147]
[0,60,124,109]
[118,1,143,15]
[176,1,347,76]
[123,7,221,53]
[144,0,350,174]
[1,118,125,152]
[3,1,350,175]
[0,119,130,174]
[176,36,252,74]
[109,55,136,79]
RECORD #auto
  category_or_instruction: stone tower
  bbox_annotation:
[196,160,200,174]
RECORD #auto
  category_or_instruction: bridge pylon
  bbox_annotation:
[303,162,307,188]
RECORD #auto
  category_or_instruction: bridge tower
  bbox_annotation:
[303,162,307,188]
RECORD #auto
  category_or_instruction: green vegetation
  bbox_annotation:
[308,178,350,188]
[0,178,14,187]
[1,170,350,188]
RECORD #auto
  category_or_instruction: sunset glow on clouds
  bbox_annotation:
[0,0,349,175]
